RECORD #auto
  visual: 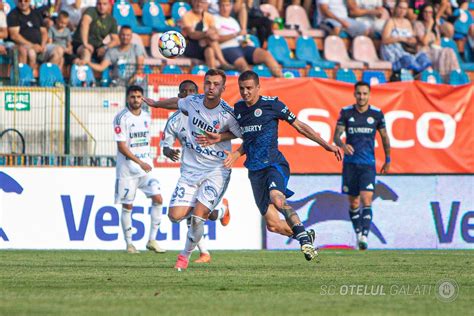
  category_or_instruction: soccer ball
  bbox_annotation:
[158,31,186,59]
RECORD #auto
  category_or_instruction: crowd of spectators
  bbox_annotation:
[0,0,472,85]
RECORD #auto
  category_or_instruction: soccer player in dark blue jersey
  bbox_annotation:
[222,71,342,261]
[333,81,391,250]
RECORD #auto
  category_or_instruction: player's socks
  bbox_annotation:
[213,201,226,220]
[181,215,206,258]
[292,223,311,245]
[149,203,162,241]
[349,207,361,235]
[187,220,209,254]
[121,208,133,245]
[361,207,373,237]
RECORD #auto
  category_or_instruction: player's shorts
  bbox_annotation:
[248,163,294,216]
[169,168,231,211]
[222,46,257,64]
[114,174,161,204]
[342,163,376,196]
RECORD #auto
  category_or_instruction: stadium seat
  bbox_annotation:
[282,68,301,78]
[307,66,328,79]
[335,68,357,83]
[252,64,272,77]
[142,2,179,32]
[352,36,392,69]
[162,65,183,74]
[268,35,306,68]
[400,68,414,81]
[3,0,15,14]
[39,63,65,87]
[453,9,473,39]
[260,3,280,20]
[190,65,209,75]
[324,36,365,69]
[171,2,191,26]
[420,69,442,84]
[150,33,193,66]
[113,0,152,34]
[246,34,261,48]
[295,36,336,69]
[100,67,112,87]
[70,65,95,87]
[449,69,470,85]
[225,70,240,76]
[131,33,162,66]
[285,5,325,38]
[441,37,474,71]
[11,63,34,86]
[361,70,386,85]
[465,40,474,63]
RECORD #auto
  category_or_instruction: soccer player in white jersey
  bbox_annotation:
[144,69,241,270]
[113,85,166,254]
[161,80,231,264]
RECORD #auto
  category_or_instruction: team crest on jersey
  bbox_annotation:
[212,120,221,129]
[343,185,349,193]
[254,109,262,117]
[114,126,121,134]
[367,117,375,124]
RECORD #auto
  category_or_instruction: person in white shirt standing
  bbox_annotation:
[113,85,166,254]
[144,69,241,270]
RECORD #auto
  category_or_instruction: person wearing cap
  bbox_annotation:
[214,0,282,77]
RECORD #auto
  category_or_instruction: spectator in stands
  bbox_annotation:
[347,0,390,35]
[54,0,99,30]
[86,25,144,86]
[45,11,77,71]
[72,0,119,63]
[209,0,248,35]
[413,3,459,81]
[0,2,10,57]
[215,0,282,76]
[246,0,273,47]
[318,0,370,37]
[31,0,55,27]
[380,0,432,74]
[182,0,232,69]
[7,0,47,69]
[428,0,455,38]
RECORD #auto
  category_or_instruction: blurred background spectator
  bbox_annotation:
[71,0,119,63]
[380,0,432,74]
[318,0,370,37]
[45,10,77,71]
[347,0,390,36]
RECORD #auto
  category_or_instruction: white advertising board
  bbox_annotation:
[0,168,262,250]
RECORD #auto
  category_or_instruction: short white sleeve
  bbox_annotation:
[160,113,180,148]
[177,96,191,114]
[228,115,242,138]
[113,116,127,142]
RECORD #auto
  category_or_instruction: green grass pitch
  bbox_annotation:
[0,250,472,315]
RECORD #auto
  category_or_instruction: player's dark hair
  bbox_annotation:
[354,81,371,91]
[126,85,144,96]
[58,10,69,18]
[238,70,259,85]
[179,80,198,92]
[205,69,226,85]
[120,25,133,32]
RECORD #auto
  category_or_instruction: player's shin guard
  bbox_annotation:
[121,208,133,245]
[292,223,311,245]
[149,203,162,241]
[349,207,361,235]
[182,215,206,258]
[361,207,373,237]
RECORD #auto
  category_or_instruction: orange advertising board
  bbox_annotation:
[148,75,474,174]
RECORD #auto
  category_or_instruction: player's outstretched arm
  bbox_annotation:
[333,125,354,156]
[292,119,342,161]
[117,141,152,172]
[142,97,179,110]
[378,128,391,174]
[195,131,238,147]
[223,145,245,169]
